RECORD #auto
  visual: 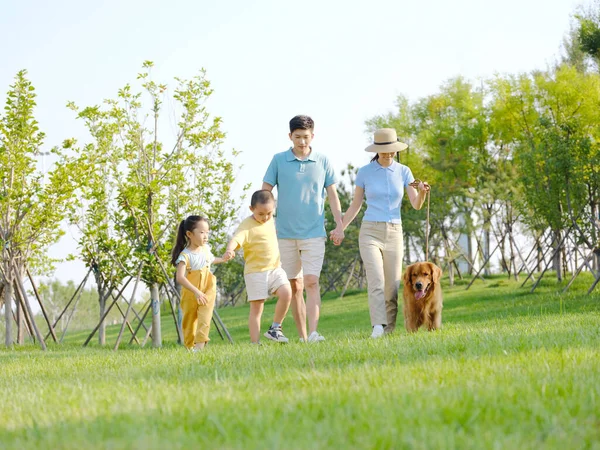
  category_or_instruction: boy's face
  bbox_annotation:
[289,128,314,152]
[250,201,275,224]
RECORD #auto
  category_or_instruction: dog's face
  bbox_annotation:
[403,262,442,301]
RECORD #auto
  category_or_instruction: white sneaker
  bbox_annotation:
[308,331,325,343]
[370,325,384,339]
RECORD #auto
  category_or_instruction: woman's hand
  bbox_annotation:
[329,226,345,246]
[418,181,431,193]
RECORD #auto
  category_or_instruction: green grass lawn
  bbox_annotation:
[1,273,599,449]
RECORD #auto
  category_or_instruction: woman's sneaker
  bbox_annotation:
[264,326,289,343]
[370,325,384,339]
[308,331,325,343]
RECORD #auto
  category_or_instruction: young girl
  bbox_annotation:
[171,215,224,352]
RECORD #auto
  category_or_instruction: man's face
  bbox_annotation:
[289,129,314,152]
[250,201,275,224]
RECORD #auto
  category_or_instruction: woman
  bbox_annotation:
[336,128,430,338]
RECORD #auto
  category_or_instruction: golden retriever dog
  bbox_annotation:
[402,262,443,332]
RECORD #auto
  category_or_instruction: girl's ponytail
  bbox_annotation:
[171,220,188,266]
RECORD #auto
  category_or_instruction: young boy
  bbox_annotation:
[222,190,292,343]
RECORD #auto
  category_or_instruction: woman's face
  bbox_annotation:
[377,151,397,165]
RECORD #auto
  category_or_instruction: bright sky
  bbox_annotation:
[1,0,581,285]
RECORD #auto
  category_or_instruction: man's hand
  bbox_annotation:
[329,226,345,246]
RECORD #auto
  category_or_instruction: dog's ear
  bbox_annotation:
[403,265,412,286]
[429,262,442,283]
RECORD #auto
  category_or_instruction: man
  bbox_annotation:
[262,115,344,342]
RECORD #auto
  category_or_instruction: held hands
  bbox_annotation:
[329,226,345,246]
[222,249,235,262]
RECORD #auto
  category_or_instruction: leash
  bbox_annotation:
[409,179,430,260]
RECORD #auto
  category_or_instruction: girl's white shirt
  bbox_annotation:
[175,245,215,271]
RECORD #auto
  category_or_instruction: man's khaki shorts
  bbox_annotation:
[278,237,326,279]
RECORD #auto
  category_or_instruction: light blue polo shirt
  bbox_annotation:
[355,161,415,223]
[263,148,337,239]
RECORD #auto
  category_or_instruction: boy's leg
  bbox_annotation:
[265,277,292,343]
[298,238,326,337]
[244,272,269,343]
[249,300,265,343]
[273,282,292,324]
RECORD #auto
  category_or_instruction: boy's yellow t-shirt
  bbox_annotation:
[231,216,280,274]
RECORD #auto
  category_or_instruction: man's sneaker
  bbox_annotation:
[264,326,289,343]
[370,325,384,339]
[307,331,325,343]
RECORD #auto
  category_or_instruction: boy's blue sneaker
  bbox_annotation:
[264,326,289,343]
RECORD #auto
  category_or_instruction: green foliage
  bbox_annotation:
[69,63,247,291]
[491,66,600,247]
[0,71,85,271]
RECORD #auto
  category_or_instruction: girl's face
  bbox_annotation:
[186,220,210,247]
[377,151,397,165]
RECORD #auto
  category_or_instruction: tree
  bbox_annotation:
[0,70,85,347]
[490,65,600,278]
[574,1,600,69]
[71,62,246,347]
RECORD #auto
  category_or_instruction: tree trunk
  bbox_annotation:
[4,281,13,347]
[508,231,518,282]
[16,283,24,344]
[484,228,491,277]
[467,231,474,275]
[98,285,106,346]
[151,283,161,347]
[553,229,563,282]
[537,236,544,273]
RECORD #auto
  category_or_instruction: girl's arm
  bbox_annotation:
[407,181,430,210]
[341,186,365,230]
[175,262,208,305]
[221,240,238,262]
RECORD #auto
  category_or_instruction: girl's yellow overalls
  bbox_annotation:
[180,252,216,348]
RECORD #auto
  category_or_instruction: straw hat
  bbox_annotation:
[365,128,408,153]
